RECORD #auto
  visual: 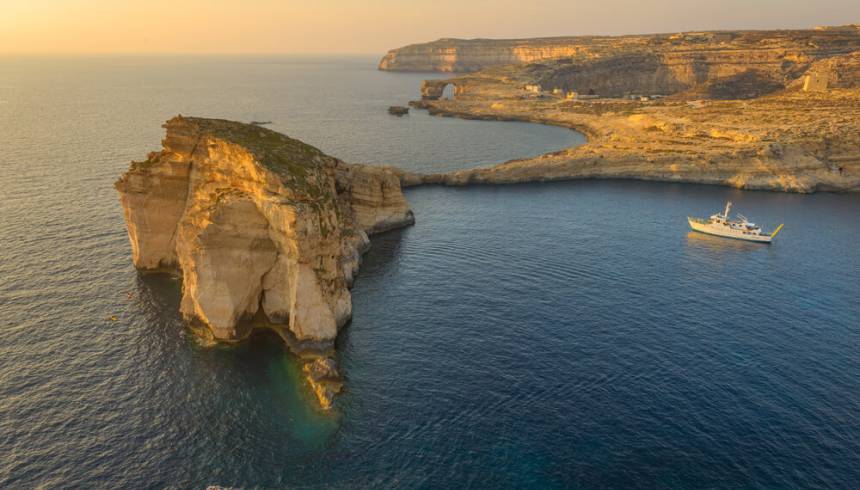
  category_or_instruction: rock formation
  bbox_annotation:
[116,116,414,408]
[420,79,467,100]
[303,357,342,410]
[380,26,860,74]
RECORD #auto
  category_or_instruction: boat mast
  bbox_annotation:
[723,201,732,218]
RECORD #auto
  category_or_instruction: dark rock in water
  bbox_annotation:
[250,120,272,125]
[388,106,409,116]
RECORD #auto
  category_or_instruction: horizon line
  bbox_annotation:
[0,51,386,57]
[2,22,857,58]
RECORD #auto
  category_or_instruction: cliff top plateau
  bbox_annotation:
[380,25,860,72]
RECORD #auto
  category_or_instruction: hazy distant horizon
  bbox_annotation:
[2,0,859,55]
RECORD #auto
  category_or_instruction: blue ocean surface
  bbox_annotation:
[0,55,858,488]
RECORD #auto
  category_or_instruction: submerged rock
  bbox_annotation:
[388,105,409,116]
[305,356,340,381]
[115,116,414,408]
[303,357,342,409]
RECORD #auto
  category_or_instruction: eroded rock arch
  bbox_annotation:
[421,80,462,100]
[178,191,277,339]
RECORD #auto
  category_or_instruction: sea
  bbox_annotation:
[1,55,858,488]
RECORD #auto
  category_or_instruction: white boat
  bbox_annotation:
[688,201,784,243]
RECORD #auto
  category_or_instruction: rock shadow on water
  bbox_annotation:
[236,330,341,447]
[352,224,411,275]
[332,225,409,353]
[126,226,410,442]
[132,272,185,340]
[132,272,341,449]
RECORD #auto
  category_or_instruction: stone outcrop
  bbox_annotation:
[116,116,414,408]
[379,26,860,73]
[420,79,465,100]
[401,49,860,193]
[303,357,342,410]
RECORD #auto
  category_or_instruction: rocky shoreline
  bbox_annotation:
[400,92,860,193]
[392,46,860,193]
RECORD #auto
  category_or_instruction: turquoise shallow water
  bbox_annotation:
[1,56,859,488]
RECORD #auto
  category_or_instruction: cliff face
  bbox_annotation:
[116,117,414,408]
[534,50,805,99]
[791,51,860,91]
[380,26,860,74]
[404,49,860,193]
[379,37,592,72]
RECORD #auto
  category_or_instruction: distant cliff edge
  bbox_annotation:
[379,25,860,73]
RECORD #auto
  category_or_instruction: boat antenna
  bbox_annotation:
[724,201,732,218]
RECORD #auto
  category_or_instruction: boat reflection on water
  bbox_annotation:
[684,230,767,252]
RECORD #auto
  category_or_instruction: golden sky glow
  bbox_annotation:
[2,0,858,54]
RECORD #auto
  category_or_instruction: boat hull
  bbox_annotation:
[688,217,773,243]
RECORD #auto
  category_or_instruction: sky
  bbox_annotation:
[1,0,859,55]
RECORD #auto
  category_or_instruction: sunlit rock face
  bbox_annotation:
[420,79,466,100]
[379,27,860,82]
[116,116,414,344]
[404,47,860,193]
[794,51,860,91]
[535,51,800,100]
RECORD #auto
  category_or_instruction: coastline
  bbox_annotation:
[379,29,860,194]
[396,91,860,193]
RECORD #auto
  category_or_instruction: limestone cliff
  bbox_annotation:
[380,26,860,74]
[116,116,414,408]
[410,28,860,102]
[790,51,860,91]
[404,48,860,193]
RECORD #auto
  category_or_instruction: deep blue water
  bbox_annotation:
[1,56,859,488]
